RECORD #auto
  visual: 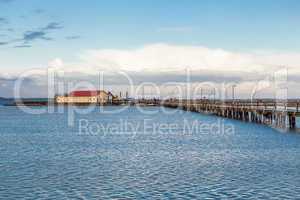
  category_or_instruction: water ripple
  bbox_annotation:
[0,107,300,199]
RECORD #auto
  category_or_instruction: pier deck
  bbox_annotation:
[162,99,300,129]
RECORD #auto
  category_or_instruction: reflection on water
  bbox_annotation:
[0,106,300,199]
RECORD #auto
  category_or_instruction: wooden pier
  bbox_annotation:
[162,99,300,129]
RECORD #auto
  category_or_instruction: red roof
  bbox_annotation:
[69,90,107,97]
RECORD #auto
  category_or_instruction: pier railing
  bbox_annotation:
[161,99,300,113]
[161,99,300,129]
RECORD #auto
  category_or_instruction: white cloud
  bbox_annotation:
[1,43,300,98]
[48,58,64,69]
[78,43,300,74]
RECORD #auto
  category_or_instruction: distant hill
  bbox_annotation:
[0,97,13,106]
[0,98,51,106]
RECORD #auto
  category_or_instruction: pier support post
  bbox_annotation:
[289,113,296,129]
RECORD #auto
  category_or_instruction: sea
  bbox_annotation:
[0,106,300,199]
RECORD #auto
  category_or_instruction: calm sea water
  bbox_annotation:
[1,106,300,199]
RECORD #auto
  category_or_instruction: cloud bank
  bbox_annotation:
[79,44,299,73]
[1,43,300,98]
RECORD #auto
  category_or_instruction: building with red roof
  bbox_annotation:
[69,90,106,97]
[55,90,116,104]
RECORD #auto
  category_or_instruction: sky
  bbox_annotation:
[0,0,300,98]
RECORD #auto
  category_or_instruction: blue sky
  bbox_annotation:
[0,0,300,97]
[1,0,300,67]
